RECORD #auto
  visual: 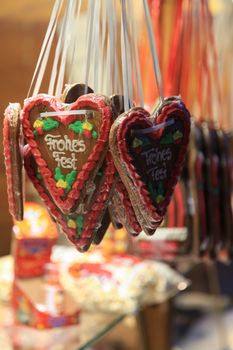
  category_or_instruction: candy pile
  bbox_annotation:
[58,249,189,313]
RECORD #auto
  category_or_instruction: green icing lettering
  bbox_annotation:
[43,118,59,132]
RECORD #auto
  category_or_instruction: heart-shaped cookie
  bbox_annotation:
[3,103,24,221]
[24,145,115,251]
[111,180,142,236]
[107,95,144,236]
[22,93,112,214]
[109,97,191,231]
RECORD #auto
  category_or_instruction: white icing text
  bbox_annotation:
[44,134,86,170]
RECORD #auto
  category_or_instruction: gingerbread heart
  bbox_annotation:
[108,95,145,235]
[111,180,142,236]
[3,103,24,221]
[109,97,191,230]
[22,93,112,214]
[24,145,115,252]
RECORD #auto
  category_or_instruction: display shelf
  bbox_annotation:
[0,301,125,350]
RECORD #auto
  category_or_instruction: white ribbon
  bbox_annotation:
[93,0,100,92]
[134,119,175,135]
[40,109,96,118]
[27,0,64,97]
[68,0,83,84]
[129,0,144,107]
[100,0,107,93]
[55,0,77,97]
[84,0,95,93]
[121,0,133,108]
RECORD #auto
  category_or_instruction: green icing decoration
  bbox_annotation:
[69,121,84,134]
[43,118,59,131]
[65,170,77,193]
[55,167,65,181]
[36,169,42,180]
[155,182,165,203]
[160,133,174,145]
[33,130,37,136]
[76,215,84,235]
[140,136,151,147]
[148,181,165,204]
[97,170,103,176]
[173,130,183,140]
[92,130,98,139]
[68,120,98,139]
[157,182,164,195]
[54,168,78,194]
[148,182,157,201]
[132,137,142,148]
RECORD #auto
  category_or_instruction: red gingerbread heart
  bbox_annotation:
[24,145,115,251]
[22,93,112,214]
[109,97,191,231]
[3,103,24,221]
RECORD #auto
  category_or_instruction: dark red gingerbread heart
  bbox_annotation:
[110,97,191,228]
[22,93,112,214]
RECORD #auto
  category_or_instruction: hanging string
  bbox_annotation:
[106,31,111,96]
[122,0,133,107]
[128,12,139,106]
[120,0,130,111]
[84,0,95,93]
[143,0,161,106]
[48,0,71,95]
[33,18,59,97]
[100,0,107,94]
[93,0,100,92]
[142,0,164,103]
[112,0,121,94]
[27,0,63,97]
[55,0,77,97]
[129,0,144,107]
[68,0,83,84]
[107,0,116,95]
